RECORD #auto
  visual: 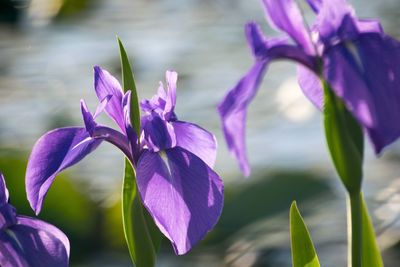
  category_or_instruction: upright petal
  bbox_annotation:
[122,91,140,157]
[94,66,126,132]
[4,216,70,267]
[305,0,322,13]
[80,100,97,135]
[136,148,223,255]
[172,121,217,168]
[324,32,400,153]
[315,0,354,43]
[164,71,178,119]
[261,0,314,54]
[218,61,267,176]
[246,21,286,58]
[26,127,102,214]
[140,82,167,115]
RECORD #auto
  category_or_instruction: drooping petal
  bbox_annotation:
[0,231,29,267]
[218,61,267,176]
[4,216,70,267]
[324,32,400,153]
[94,66,126,132]
[261,0,314,54]
[26,127,102,214]
[219,23,318,176]
[142,114,176,152]
[172,121,217,168]
[136,147,223,255]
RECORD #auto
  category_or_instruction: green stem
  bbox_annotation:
[348,192,362,267]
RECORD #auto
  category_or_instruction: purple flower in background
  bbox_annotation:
[26,67,223,255]
[218,0,400,176]
[0,173,69,267]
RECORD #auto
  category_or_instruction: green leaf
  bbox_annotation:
[323,82,364,194]
[118,37,162,266]
[117,37,141,136]
[122,159,161,267]
[361,196,384,267]
[290,201,320,267]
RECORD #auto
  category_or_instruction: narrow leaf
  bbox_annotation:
[144,207,162,252]
[323,82,364,194]
[361,196,383,267]
[122,159,160,267]
[290,201,320,267]
[118,38,162,266]
[117,37,141,136]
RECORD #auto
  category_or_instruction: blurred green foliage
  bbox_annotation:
[56,0,92,20]
[212,171,331,243]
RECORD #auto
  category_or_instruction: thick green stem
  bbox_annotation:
[348,192,362,267]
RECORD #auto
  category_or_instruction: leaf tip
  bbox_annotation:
[290,201,298,216]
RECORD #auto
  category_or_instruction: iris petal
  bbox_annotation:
[94,66,126,132]
[305,0,322,13]
[164,71,178,119]
[91,125,133,161]
[0,232,28,267]
[219,23,319,176]
[297,65,323,110]
[0,173,8,204]
[26,127,101,214]
[4,216,70,267]
[261,0,314,54]
[315,0,354,43]
[218,60,267,176]
[172,121,217,168]
[324,32,400,153]
[355,19,383,34]
[142,115,176,151]
[246,22,317,69]
[136,148,223,255]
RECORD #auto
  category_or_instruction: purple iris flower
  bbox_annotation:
[218,0,400,176]
[25,67,223,255]
[0,173,69,266]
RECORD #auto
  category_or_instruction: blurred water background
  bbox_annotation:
[1,0,400,266]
